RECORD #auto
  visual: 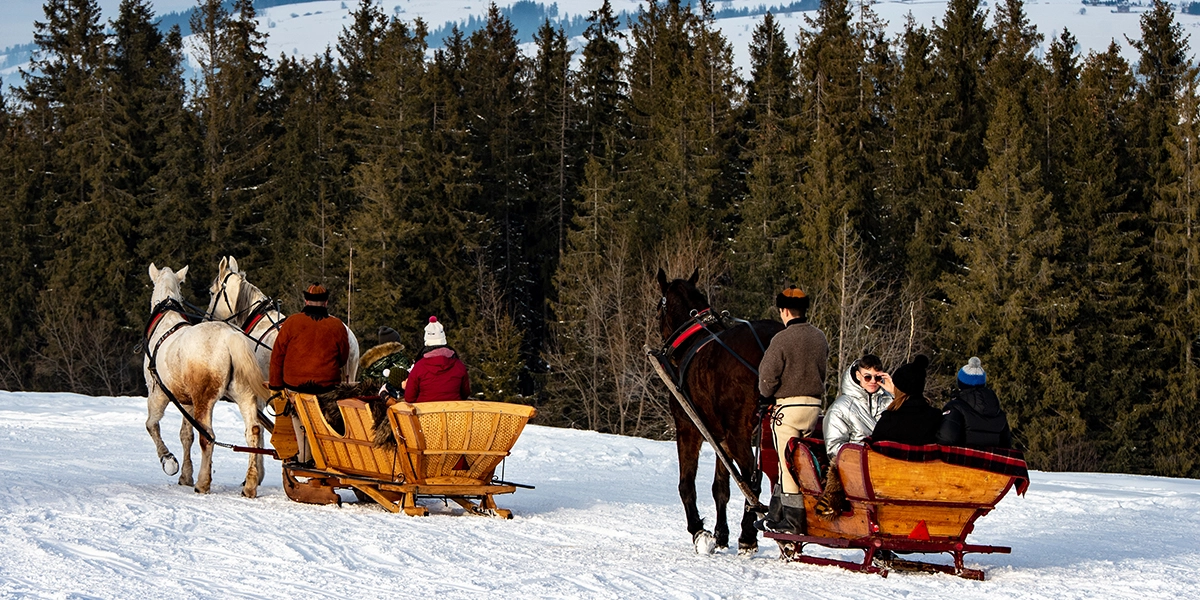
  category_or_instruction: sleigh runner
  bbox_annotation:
[274,390,536,518]
[765,438,1028,580]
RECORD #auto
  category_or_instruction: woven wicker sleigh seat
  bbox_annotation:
[280,391,536,518]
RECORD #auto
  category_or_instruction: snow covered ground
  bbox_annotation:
[0,389,1196,598]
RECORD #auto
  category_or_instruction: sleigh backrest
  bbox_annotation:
[388,401,537,485]
[292,393,400,480]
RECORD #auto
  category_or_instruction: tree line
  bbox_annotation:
[0,0,1197,477]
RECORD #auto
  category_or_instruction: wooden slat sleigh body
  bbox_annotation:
[275,390,536,518]
[765,442,1022,580]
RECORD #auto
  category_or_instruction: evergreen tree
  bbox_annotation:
[732,12,799,318]
[941,91,1070,469]
[884,16,951,288]
[792,0,883,373]
[21,0,146,393]
[623,0,737,243]
[1050,41,1151,472]
[191,0,273,271]
[1152,68,1200,477]
[931,0,993,191]
[577,0,626,165]
[0,91,42,389]
[527,21,578,342]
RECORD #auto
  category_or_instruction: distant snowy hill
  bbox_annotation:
[3,0,1200,94]
[0,389,1197,598]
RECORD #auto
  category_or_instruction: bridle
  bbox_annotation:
[209,271,283,351]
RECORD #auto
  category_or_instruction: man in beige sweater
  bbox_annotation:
[755,286,829,535]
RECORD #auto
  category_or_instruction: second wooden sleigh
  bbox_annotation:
[764,439,1028,580]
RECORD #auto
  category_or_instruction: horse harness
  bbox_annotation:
[650,306,768,395]
[144,298,273,454]
[649,304,773,496]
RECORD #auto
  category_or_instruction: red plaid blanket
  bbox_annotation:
[868,440,1030,496]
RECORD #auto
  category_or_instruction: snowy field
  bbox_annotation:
[0,389,1196,598]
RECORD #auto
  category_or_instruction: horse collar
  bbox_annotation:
[667,308,714,351]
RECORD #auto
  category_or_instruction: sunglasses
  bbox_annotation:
[861,373,886,382]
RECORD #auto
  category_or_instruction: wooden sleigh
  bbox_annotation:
[272,390,537,518]
[764,440,1026,580]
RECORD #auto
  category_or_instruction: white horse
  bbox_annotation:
[144,264,271,497]
[206,255,360,383]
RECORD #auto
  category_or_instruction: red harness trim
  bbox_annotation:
[670,308,712,350]
[244,312,265,334]
[145,311,168,340]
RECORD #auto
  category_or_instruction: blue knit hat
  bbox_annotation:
[957,357,986,386]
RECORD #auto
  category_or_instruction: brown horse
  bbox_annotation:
[655,268,784,555]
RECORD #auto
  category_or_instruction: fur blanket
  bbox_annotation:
[314,383,397,450]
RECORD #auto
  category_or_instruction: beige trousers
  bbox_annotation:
[772,396,822,494]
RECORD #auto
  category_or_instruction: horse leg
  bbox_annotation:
[177,408,195,487]
[236,397,263,498]
[675,423,713,554]
[145,390,179,476]
[193,403,215,494]
[730,431,763,556]
[712,455,731,550]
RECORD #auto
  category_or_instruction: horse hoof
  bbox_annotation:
[193,485,210,494]
[693,530,717,555]
[242,487,258,499]
[161,455,179,476]
[737,542,758,557]
[177,475,194,487]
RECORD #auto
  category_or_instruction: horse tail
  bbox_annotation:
[230,336,271,400]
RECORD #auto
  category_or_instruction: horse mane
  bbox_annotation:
[235,272,267,314]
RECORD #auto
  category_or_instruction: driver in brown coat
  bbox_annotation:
[269,283,350,465]
[755,286,828,535]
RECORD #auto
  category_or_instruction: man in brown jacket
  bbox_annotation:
[269,284,350,394]
[755,285,828,535]
[269,284,350,465]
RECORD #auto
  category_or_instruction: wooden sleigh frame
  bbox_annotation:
[764,441,1020,580]
[274,390,536,518]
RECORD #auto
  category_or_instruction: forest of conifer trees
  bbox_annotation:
[0,0,1197,477]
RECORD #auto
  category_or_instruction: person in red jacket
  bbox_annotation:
[404,316,471,402]
[269,284,350,394]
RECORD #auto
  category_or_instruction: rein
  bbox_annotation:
[210,272,282,352]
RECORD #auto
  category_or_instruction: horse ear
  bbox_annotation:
[218,256,228,275]
[148,263,159,280]
[687,268,699,286]
[228,256,239,273]
[656,268,669,293]
[177,265,189,282]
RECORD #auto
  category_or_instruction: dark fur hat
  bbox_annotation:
[891,354,930,397]
[775,286,810,313]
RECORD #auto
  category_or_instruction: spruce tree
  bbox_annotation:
[191,0,273,272]
[577,0,626,165]
[528,21,578,337]
[732,12,799,318]
[885,16,951,288]
[1152,68,1200,477]
[941,91,1071,468]
[931,0,994,191]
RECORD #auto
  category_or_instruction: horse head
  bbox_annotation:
[148,263,188,309]
[655,267,710,341]
[207,256,244,321]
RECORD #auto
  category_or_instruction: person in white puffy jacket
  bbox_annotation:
[823,354,894,459]
[816,354,893,518]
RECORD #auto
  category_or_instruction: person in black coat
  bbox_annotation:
[936,357,1012,448]
[871,355,942,445]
